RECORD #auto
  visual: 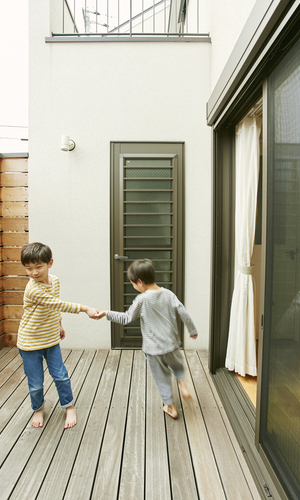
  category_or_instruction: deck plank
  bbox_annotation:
[0,349,262,500]
[0,363,26,407]
[0,348,18,371]
[0,347,12,359]
[165,375,199,499]
[0,350,83,500]
[64,350,120,500]
[0,351,23,388]
[0,373,31,431]
[91,350,134,499]
[145,358,171,500]
[9,350,96,500]
[0,349,71,434]
[181,353,226,499]
[186,350,255,500]
[119,350,146,500]
[25,350,99,500]
[196,351,262,500]
[0,350,73,465]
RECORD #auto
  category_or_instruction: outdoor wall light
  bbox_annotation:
[61,135,76,151]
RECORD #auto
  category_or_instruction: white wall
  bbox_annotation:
[209,0,256,89]
[29,0,212,350]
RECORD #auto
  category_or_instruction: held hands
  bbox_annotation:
[81,305,100,319]
[86,307,100,319]
[95,311,107,320]
[80,305,107,319]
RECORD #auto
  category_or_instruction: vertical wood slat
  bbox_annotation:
[146,358,171,499]
[0,157,28,348]
[91,350,134,499]
[181,352,226,498]
[186,350,256,500]
[118,350,146,500]
[165,376,200,499]
[64,350,119,499]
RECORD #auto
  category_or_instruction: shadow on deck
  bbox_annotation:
[0,348,261,499]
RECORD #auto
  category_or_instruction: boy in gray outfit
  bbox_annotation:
[97,259,198,418]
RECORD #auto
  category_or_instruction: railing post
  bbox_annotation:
[153,0,155,33]
[130,0,132,36]
[107,0,109,33]
[96,0,98,33]
[185,1,188,33]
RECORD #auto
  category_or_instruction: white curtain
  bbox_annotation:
[225,116,262,377]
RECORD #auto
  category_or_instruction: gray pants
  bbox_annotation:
[146,348,185,405]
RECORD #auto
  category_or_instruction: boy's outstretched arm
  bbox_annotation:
[96,298,141,325]
[80,305,100,319]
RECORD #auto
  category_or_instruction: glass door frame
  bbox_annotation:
[208,3,300,498]
[210,78,291,500]
[256,42,300,499]
[255,78,267,447]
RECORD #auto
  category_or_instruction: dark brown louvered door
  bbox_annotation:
[110,143,184,348]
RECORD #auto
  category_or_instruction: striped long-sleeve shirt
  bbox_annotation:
[17,275,81,351]
[106,287,198,355]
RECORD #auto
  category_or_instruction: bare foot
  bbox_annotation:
[163,403,178,419]
[31,407,44,428]
[64,404,77,429]
[178,379,192,399]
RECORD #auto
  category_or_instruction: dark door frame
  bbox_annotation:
[110,142,185,349]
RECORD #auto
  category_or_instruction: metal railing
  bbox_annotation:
[55,0,207,38]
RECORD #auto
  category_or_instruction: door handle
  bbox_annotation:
[284,249,297,260]
[114,254,128,260]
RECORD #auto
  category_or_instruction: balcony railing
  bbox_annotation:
[53,0,208,39]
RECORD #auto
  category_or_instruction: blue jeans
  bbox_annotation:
[19,344,73,411]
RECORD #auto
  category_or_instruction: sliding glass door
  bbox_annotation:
[260,38,300,500]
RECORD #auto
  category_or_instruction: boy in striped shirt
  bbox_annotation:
[17,242,99,429]
[97,259,198,419]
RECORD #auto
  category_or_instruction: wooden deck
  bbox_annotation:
[0,347,262,500]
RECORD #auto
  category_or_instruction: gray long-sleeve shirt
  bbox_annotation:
[106,287,198,355]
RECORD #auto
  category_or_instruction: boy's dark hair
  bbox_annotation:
[127,259,155,285]
[21,242,52,266]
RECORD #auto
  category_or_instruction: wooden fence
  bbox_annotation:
[0,157,28,348]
